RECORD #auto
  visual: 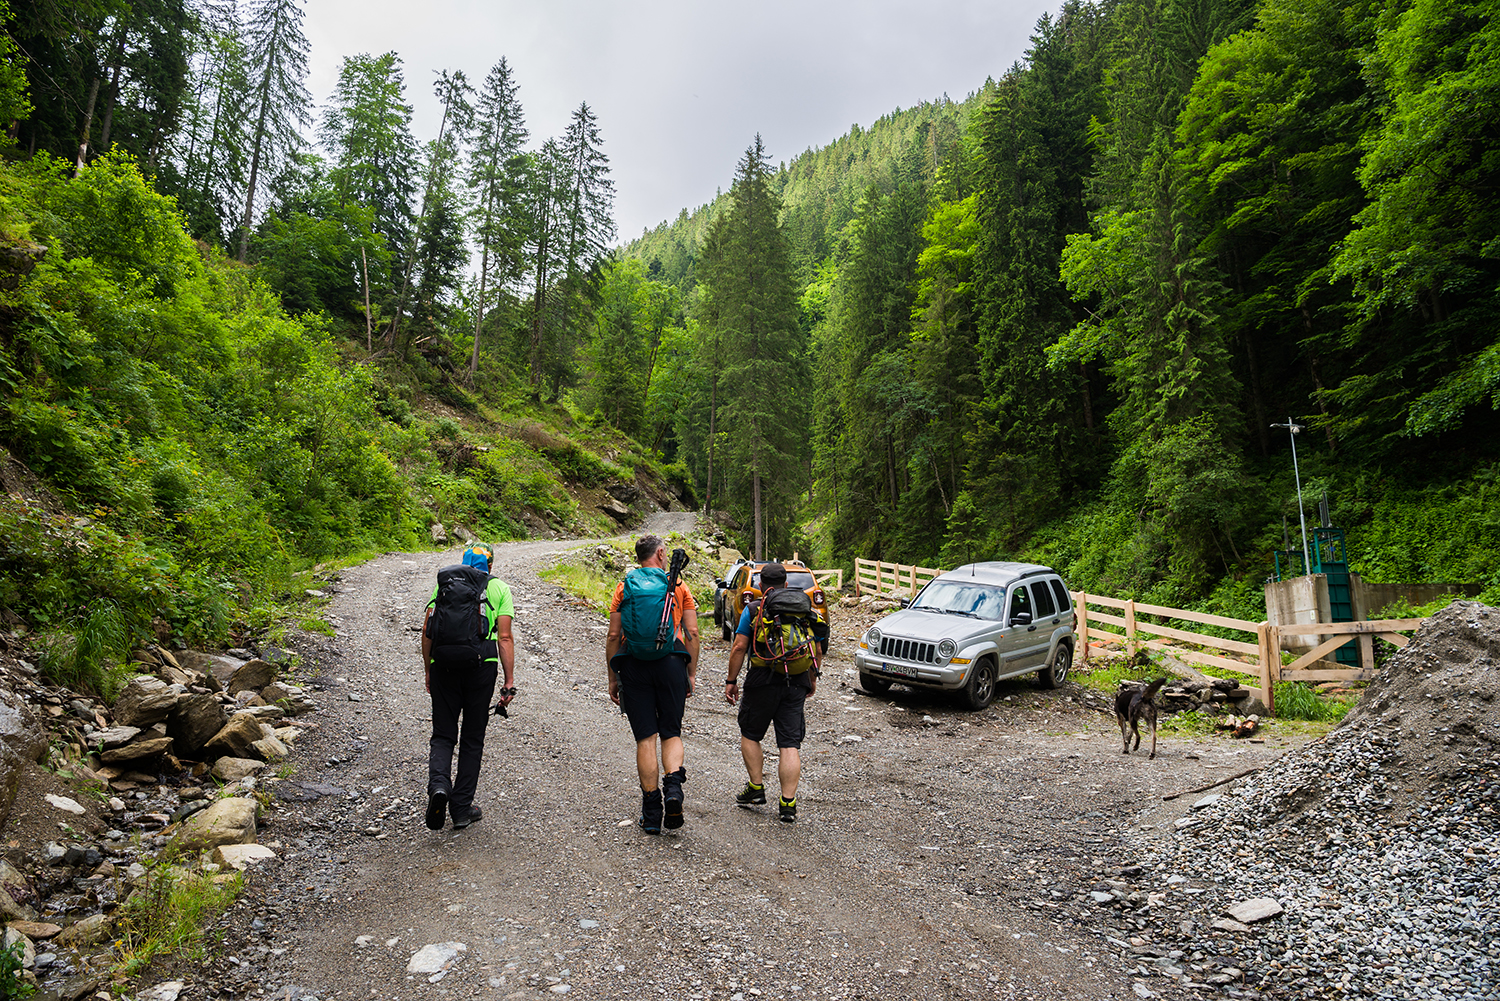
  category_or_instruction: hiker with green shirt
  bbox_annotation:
[606,534,700,833]
[420,543,515,831]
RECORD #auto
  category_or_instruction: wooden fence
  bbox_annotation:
[854,558,940,598]
[812,569,844,591]
[1075,592,1427,714]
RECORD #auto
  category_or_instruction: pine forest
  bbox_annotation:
[2,0,1498,686]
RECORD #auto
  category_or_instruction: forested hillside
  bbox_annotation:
[1,0,1497,696]
[626,0,1500,618]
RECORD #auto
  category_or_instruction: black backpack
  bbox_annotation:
[425,564,497,666]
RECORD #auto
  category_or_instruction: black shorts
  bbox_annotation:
[614,653,688,742]
[738,681,808,749]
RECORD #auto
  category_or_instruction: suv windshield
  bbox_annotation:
[750,571,818,590]
[911,580,1007,620]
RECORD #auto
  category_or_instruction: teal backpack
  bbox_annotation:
[620,567,675,660]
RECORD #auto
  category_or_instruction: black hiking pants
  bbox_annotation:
[428,659,498,815]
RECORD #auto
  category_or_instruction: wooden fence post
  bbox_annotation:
[1125,599,1137,654]
[1076,593,1090,662]
[1256,621,1276,715]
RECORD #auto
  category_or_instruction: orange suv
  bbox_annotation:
[713,559,830,649]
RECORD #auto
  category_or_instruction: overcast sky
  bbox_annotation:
[302,0,1059,242]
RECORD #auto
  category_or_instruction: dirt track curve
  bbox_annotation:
[228,512,1299,1001]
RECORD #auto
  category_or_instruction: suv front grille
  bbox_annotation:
[878,637,937,664]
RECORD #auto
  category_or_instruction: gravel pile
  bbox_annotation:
[1081,601,1499,999]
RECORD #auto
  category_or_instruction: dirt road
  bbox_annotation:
[233,514,1300,1001]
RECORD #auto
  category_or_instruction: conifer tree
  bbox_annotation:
[545,101,616,398]
[322,51,419,291]
[237,0,311,261]
[699,135,809,558]
[387,68,472,354]
[465,57,529,381]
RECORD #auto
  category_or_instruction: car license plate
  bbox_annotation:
[882,661,918,678]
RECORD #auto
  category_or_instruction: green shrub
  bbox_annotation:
[115,863,241,976]
[1273,681,1353,722]
[0,932,34,999]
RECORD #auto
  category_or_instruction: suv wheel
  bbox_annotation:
[859,672,892,695]
[960,657,997,711]
[1037,643,1072,688]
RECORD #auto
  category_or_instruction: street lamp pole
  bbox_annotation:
[1271,419,1311,575]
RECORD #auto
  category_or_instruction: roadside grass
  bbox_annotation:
[298,618,335,637]
[115,864,241,977]
[539,561,616,612]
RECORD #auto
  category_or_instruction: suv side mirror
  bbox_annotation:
[898,596,911,608]
[1010,610,1032,627]
[714,579,727,588]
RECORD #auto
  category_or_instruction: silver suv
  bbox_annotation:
[853,562,1076,710]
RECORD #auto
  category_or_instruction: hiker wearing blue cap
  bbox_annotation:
[420,542,515,831]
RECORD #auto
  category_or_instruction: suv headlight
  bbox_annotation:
[937,638,956,660]
[866,627,881,649]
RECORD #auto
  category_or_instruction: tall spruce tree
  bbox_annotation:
[321,51,419,291]
[545,101,616,398]
[388,68,472,354]
[236,0,310,261]
[465,57,529,381]
[170,17,248,244]
[699,136,809,558]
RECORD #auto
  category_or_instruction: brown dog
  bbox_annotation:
[1116,677,1169,759]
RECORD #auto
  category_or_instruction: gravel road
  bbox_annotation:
[219,513,1308,1001]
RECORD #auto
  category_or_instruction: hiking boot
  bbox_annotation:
[640,789,663,834]
[451,805,482,830]
[735,781,766,806]
[663,768,687,830]
[424,788,449,831]
[779,796,797,823]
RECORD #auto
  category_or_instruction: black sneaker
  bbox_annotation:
[452,805,482,830]
[735,781,766,806]
[640,789,663,834]
[779,796,797,823]
[424,789,449,831]
[662,768,687,830]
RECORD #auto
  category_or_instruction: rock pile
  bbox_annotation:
[0,637,321,996]
[1080,601,1499,999]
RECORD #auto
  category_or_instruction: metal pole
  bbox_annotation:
[1270,419,1312,576]
[1288,425,1311,574]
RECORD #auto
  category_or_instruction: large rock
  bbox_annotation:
[174,652,240,692]
[0,926,33,970]
[166,694,228,758]
[201,713,264,761]
[99,735,173,763]
[600,497,631,523]
[0,858,38,923]
[212,844,277,870]
[0,681,48,830]
[172,797,258,852]
[227,659,277,696]
[209,757,264,782]
[718,546,744,564]
[53,913,113,947]
[249,734,289,762]
[86,725,141,749]
[262,683,317,717]
[112,676,179,728]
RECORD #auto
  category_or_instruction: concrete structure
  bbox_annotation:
[1264,574,1481,667]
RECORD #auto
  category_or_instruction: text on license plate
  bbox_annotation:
[881,661,918,678]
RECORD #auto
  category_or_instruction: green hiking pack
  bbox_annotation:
[750,589,817,675]
[620,566,675,660]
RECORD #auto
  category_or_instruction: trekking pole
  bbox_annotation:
[656,549,689,651]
